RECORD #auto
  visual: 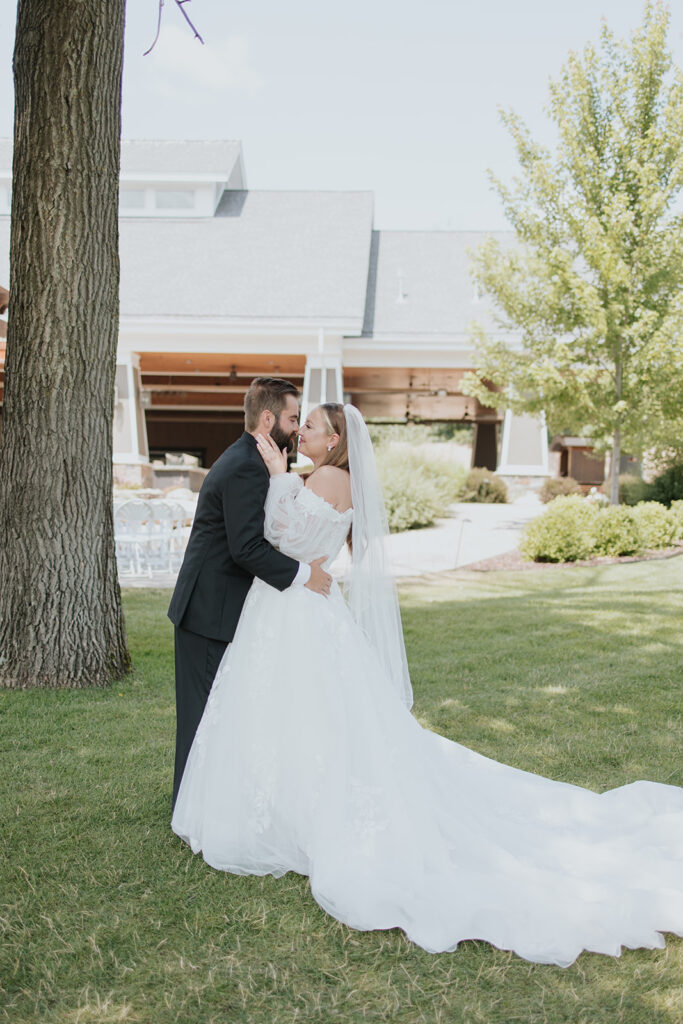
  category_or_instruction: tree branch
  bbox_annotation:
[143,0,164,56]
[176,0,205,44]
[144,0,204,56]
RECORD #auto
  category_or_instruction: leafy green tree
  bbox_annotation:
[463,2,683,503]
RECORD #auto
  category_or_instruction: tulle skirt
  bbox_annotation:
[172,578,683,966]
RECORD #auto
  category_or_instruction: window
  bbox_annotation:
[119,188,146,209]
[155,189,195,210]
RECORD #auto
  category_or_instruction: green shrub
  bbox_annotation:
[377,449,444,531]
[594,506,642,557]
[382,472,442,532]
[630,502,679,550]
[520,495,597,562]
[539,477,582,503]
[374,447,466,530]
[619,473,653,506]
[461,467,508,503]
[368,422,432,447]
[428,422,474,443]
[419,459,466,505]
[670,500,683,541]
[367,421,474,447]
[649,463,683,506]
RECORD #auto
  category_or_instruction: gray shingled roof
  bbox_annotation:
[0,190,375,325]
[362,230,514,338]
[0,183,513,335]
[119,190,374,324]
[120,139,242,177]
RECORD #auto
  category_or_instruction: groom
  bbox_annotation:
[168,376,332,807]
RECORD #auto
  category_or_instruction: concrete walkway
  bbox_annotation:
[118,495,543,588]
[388,495,543,577]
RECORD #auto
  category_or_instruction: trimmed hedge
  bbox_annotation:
[520,496,597,562]
[671,500,683,540]
[594,506,641,557]
[521,495,682,563]
[630,502,679,550]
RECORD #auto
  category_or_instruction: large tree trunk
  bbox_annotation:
[0,0,130,687]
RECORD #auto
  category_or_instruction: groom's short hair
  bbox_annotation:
[244,377,299,431]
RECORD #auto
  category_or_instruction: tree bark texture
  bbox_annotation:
[0,0,130,687]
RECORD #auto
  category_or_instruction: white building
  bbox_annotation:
[0,139,548,480]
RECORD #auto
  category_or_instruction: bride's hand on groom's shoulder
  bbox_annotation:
[256,434,288,476]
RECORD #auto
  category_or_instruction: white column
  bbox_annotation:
[497,410,549,476]
[298,336,344,466]
[113,353,149,464]
[300,332,343,421]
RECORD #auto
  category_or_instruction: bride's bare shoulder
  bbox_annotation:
[306,465,348,485]
[305,466,352,511]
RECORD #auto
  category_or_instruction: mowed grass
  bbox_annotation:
[1,559,682,1024]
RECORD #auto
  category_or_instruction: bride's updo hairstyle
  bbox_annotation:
[317,403,350,471]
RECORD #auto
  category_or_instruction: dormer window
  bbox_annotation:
[155,189,195,210]
[120,188,146,209]
[2,138,245,219]
[117,186,201,216]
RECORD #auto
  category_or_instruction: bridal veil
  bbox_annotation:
[343,404,413,709]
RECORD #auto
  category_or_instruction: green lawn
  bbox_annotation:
[1,559,682,1024]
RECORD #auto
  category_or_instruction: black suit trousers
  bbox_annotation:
[172,624,228,809]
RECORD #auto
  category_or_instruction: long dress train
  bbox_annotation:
[172,474,683,967]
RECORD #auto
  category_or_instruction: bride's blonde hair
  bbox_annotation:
[315,403,352,550]
[316,403,349,471]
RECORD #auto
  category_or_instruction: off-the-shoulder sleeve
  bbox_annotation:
[264,473,306,548]
[264,473,350,563]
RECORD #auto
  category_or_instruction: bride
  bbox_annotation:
[171,403,683,967]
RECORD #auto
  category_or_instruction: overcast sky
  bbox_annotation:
[1,1,682,230]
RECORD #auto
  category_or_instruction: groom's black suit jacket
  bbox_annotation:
[168,431,299,642]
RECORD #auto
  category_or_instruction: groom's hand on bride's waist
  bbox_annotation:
[305,556,332,597]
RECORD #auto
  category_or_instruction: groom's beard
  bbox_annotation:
[270,423,297,455]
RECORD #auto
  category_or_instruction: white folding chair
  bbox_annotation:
[115,499,153,577]
[147,501,176,574]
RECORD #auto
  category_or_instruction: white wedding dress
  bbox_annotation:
[172,474,683,967]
